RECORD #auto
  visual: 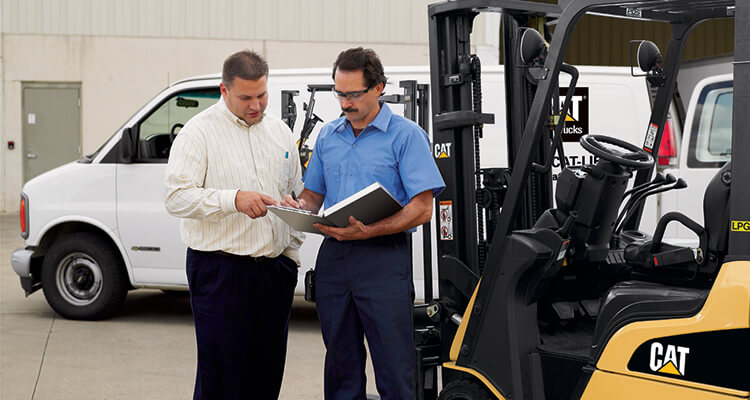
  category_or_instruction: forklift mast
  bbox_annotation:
[428,0,562,381]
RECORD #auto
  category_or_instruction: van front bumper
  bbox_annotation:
[11,247,41,296]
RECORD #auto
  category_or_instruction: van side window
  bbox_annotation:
[136,88,220,162]
[706,91,732,156]
[688,81,732,168]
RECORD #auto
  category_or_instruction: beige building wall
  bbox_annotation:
[0,0,496,212]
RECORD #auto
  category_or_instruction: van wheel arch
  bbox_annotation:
[37,222,132,288]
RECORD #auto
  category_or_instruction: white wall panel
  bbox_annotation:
[365,1,380,43]
[300,0,324,42]
[1,0,437,45]
[276,0,301,41]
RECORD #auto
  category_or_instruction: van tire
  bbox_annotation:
[438,379,493,400]
[41,233,128,320]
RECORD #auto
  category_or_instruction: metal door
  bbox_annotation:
[22,84,81,182]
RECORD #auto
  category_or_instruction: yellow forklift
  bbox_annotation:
[413,1,749,399]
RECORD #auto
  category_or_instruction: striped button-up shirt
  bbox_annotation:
[164,97,304,264]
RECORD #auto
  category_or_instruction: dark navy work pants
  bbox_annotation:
[315,233,415,400]
[186,249,297,400]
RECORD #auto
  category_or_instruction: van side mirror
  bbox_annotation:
[119,127,136,163]
[630,40,666,87]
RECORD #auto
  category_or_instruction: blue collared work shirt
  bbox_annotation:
[304,103,445,224]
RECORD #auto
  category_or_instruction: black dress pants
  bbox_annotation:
[186,249,297,400]
[315,233,415,400]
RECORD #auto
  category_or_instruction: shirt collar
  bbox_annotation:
[333,102,393,134]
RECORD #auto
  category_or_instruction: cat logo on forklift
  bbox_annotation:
[434,142,452,159]
[559,87,589,142]
[649,342,690,376]
[628,330,749,390]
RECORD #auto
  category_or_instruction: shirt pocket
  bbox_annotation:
[321,161,341,203]
[273,154,292,194]
[364,160,399,187]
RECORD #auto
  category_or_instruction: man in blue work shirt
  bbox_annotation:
[282,47,445,399]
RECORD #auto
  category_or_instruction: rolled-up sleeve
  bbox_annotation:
[164,128,238,221]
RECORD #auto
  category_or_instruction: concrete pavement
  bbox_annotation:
[1,213,377,399]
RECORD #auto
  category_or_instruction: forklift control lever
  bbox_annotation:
[616,173,675,228]
[616,178,687,234]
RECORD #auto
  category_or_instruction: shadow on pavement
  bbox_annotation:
[113,290,193,323]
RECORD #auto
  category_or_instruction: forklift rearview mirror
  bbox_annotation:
[519,28,548,65]
[637,40,662,73]
[630,40,666,87]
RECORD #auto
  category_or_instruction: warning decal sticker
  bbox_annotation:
[439,201,453,240]
[644,123,658,152]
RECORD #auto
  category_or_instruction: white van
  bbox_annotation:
[11,65,678,319]
[660,73,733,245]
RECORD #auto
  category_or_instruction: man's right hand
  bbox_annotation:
[235,191,278,218]
[280,194,307,210]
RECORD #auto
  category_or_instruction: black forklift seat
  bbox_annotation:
[590,281,708,360]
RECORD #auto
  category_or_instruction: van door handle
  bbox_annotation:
[27,152,38,159]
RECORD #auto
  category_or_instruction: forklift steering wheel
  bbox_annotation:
[580,134,654,169]
[169,123,184,143]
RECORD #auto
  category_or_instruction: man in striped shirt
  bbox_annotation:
[165,50,304,400]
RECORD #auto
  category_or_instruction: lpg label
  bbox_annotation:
[731,220,750,232]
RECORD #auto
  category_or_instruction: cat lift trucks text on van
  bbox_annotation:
[413,1,750,399]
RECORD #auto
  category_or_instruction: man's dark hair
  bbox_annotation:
[332,47,387,89]
[222,50,268,88]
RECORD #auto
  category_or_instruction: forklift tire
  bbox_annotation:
[438,379,494,400]
[41,233,128,320]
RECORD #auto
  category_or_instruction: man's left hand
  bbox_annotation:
[314,216,373,241]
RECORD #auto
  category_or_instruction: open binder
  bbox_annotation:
[268,182,403,234]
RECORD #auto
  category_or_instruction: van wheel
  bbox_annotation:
[438,379,493,400]
[41,233,128,320]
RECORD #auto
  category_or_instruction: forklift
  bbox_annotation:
[414,0,750,399]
